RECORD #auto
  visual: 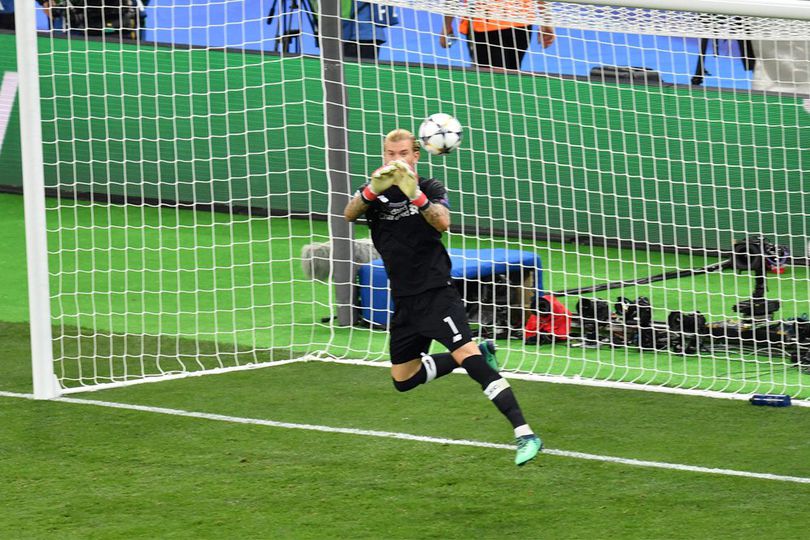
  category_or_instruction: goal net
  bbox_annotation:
[15,0,810,400]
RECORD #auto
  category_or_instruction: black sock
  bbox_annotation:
[461,353,500,388]
[462,354,528,430]
[491,388,528,430]
[392,353,458,392]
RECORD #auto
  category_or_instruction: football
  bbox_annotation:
[418,113,463,155]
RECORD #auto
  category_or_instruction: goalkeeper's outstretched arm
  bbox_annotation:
[344,194,368,222]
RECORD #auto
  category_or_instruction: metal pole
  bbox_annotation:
[321,0,355,326]
[15,0,59,398]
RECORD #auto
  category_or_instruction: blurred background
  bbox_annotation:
[33,0,757,89]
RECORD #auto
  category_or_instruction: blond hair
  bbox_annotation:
[384,129,420,153]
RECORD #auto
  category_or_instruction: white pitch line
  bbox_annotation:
[1,390,806,485]
[542,449,810,484]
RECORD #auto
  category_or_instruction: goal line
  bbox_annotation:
[57,354,810,409]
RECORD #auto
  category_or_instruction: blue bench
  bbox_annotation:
[357,248,543,327]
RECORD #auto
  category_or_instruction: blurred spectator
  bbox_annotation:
[267,0,396,59]
[440,1,554,70]
[0,0,14,30]
[341,1,398,60]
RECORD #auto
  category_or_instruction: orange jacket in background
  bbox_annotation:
[459,1,538,34]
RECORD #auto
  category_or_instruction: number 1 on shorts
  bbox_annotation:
[443,316,462,343]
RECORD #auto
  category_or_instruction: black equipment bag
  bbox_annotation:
[456,268,536,340]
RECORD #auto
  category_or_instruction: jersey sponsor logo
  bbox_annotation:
[378,200,419,221]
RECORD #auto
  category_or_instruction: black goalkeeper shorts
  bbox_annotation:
[389,285,473,364]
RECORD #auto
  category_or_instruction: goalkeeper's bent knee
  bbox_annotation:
[392,374,423,392]
[392,354,453,392]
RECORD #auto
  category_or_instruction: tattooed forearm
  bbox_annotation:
[421,203,450,232]
[344,195,369,222]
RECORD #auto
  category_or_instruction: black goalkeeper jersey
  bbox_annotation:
[361,176,452,298]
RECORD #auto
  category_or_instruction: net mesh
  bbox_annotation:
[19,0,809,397]
[400,0,810,39]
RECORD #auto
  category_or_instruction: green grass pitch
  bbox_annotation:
[3,192,807,397]
[2,192,810,538]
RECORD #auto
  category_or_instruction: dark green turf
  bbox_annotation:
[3,190,810,538]
[2,192,808,397]
[3,355,810,539]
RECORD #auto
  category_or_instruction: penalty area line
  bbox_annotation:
[0,392,794,485]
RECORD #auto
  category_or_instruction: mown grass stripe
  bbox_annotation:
[2,389,808,485]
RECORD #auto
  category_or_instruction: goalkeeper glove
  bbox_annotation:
[361,163,397,203]
[391,160,430,210]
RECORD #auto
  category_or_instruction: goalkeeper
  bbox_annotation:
[343,129,542,466]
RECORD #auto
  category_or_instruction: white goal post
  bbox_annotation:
[12,0,810,401]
